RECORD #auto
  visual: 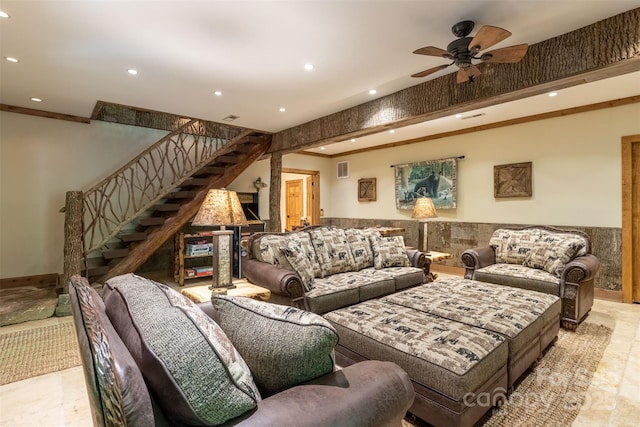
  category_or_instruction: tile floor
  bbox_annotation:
[1,291,638,426]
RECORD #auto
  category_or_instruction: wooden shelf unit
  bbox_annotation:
[174,232,215,286]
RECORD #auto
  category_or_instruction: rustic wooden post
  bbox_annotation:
[62,191,84,294]
[269,153,282,232]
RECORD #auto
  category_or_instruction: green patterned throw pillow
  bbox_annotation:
[211,295,338,396]
[104,273,260,426]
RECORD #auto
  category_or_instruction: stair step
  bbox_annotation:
[102,248,129,259]
[216,155,238,164]
[153,203,181,212]
[139,217,166,226]
[85,265,110,277]
[200,166,225,175]
[119,232,147,242]
[233,145,254,154]
[164,191,196,199]
[182,178,210,187]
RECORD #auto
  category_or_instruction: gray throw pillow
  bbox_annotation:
[104,273,260,426]
[211,295,338,397]
[369,234,411,269]
[281,239,315,291]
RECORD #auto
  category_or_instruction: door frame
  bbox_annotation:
[282,168,320,225]
[622,134,639,303]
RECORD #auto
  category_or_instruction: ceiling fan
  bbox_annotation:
[411,20,528,83]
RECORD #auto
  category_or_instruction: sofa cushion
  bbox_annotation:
[344,228,374,270]
[289,231,322,278]
[281,239,315,292]
[523,233,586,276]
[309,227,356,276]
[103,273,260,426]
[475,264,560,295]
[489,229,543,264]
[369,235,410,269]
[360,266,425,291]
[211,295,338,396]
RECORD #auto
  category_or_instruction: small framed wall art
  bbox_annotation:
[494,162,532,198]
[358,178,377,202]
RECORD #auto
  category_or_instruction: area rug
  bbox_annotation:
[403,322,613,427]
[0,320,81,385]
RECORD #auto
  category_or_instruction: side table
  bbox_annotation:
[425,251,451,282]
[181,280,271,304]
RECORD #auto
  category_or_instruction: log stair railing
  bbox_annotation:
[62,119,270,290]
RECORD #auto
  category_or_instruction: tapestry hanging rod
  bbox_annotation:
[390,155,465,168]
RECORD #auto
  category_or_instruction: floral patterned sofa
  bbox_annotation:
[241,226,427,314]
[461,225,601,329]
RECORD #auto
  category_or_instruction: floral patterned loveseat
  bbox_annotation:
[461,225,600,329]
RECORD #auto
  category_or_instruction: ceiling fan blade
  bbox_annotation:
[456,65,481,83]
[411,64,451,78]
[413,46,453,59]
[468,25,511,53]
[481,44,528,63]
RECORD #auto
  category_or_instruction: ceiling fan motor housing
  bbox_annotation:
[447,37,474,68]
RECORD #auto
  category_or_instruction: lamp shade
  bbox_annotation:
[192,189,249,226]
[412,197,437,219]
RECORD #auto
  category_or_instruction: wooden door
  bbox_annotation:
[285,179,303,231]
[622,134,640,303]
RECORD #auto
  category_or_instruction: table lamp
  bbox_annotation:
[192,189,248,289]
[412,197,437,255]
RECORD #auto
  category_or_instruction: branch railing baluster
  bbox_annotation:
[77,118,246,254]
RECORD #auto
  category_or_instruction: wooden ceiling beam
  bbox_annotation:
[269,8,640,154]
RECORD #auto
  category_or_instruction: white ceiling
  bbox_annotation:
[1,1,639,155]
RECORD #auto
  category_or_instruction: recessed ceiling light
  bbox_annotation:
[320,147,326,151]
[389,129,395,134]
[548,91,558,97]
[279,107,286,112]
[214,91,222,96]
[369,89,377,95]
[30,97,42,102]
[455,113,463,118]
[0,11,9,18]
[127,69,138,75]
[4,57,18,63]
[222,115,239,122]
[350,138,356,142]
[304,63,314,71]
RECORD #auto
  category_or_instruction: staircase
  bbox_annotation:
[62,118,270,286]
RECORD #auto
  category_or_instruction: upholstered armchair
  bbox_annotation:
[461,226,600,330]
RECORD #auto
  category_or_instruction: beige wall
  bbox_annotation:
[0,112,166,279]
[1,103,638,279]
[324,103,639,228]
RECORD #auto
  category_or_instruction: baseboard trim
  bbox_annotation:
[0,273,58,290]
[594,288,623,303]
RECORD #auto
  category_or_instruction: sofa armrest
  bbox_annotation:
[406,248,428,269]
[561,254,600,285]
[230,360,414,427]
[242,259,305,303]
[461,247,496,279]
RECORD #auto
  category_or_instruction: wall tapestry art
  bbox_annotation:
[394,157,458,210]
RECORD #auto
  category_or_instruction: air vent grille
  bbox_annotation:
[337,161,349,178]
